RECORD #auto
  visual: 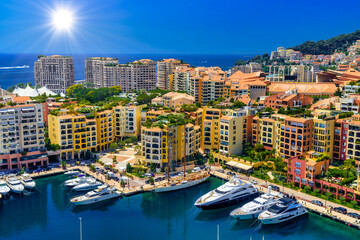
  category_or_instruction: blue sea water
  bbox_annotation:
[0,54,253,90]
[1,175,359,240]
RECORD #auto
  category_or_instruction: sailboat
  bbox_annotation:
[153,128,209,193]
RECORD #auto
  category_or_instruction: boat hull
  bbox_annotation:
[259,208,308,224]
[153,176,209,193]
[71,193,120,205]
[7,185,24,194]
[195,192,259,210]
[231,211,260,220]
[73,184,102,192]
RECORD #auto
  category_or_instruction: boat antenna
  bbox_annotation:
[79,217,83,240]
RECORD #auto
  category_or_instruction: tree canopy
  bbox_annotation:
[66,84,122,104]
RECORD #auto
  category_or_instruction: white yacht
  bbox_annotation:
[0,180,11,196]
[153,171,210,193]
[194,177,259,210]
[19,174,36,189]
[73,178,103,192]
[64,170,80,176]
[6,174,24,194]
[258,197,308,224]
[70,186,121,205]
[230,187,282,220]
[65,176,91,188]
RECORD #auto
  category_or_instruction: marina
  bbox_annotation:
[1,174,360,240]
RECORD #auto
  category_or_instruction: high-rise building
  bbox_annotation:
[34,55,75,94]
[0,104,48,170]
[114,104,146,139]
[85,58,156,91]
[156,59,182,90]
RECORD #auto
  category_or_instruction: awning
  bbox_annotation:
[226,161,253,171]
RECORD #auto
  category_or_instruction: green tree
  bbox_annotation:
[344,158,355,178]
[304,185,311,193]
[149,176,154,185]
[109,142,118,152]
[126,163,132,173]
[339,196,345,204]
[314,189,320,196]
[351,200,358,208]
[334,87,343,97]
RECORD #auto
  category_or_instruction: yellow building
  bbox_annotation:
[312,116,335,159]
[202,107,221,154]
[95,110,114,151]
[219,116,243,155]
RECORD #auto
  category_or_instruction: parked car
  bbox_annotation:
[311,200,323,207]
[269,185,280,192]
[217,169,225,173]
[113,177,120,182]
[226,171,235,176]
[145,179,150,184]
[154,177,162,182]
[251,179,258,185]
[334,207,347,214]
[348,212,360,219]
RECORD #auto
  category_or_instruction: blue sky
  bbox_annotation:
[0,0,360,54]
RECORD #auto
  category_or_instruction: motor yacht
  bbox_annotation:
[230,187,282,220]
[19,174,36,189]
[72,178,103,192]
[6,174,24,194]
[153,171,210,193]
[194,177,259,210]
[64,170,80,176]
[258,197,308,224]
[0,180,11,196]
[70,186,121,205]
[65,176,91,188]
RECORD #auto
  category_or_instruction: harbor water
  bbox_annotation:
[0,175,359,240]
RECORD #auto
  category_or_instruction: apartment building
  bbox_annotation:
[156,59,182,90]
[114,104,145,139]
[85,58,156,91]
[0,104,48,170]
[199,75,225,105]
[264,91,313,110]
[346,120,360,161]
[312,116,335,159]
[219,116,243,155]
[34,55,75,94]
[48,109,114,161]
[333,119,349,162]
[172,66,195,92]
[276,117,313,159]
[286,151,330,188]
[85,57,119,88]
[202,108,221,154]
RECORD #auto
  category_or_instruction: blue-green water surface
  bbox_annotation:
[1,175,359,240]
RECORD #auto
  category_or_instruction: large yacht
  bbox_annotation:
[0,180,11,196]
[70,186,121,205]
[64,170,80,176]
[258,197,308,224]
[194,177,259,210]
[72,178,103,192]
[19,174,36,189]
[65,176,91,188]
[230,187,282,220]
[153,171,210,193]
[6,174,24,194]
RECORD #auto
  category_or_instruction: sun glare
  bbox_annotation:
[52,9,73,30]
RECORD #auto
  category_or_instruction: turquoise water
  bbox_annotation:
[1,175,359,240]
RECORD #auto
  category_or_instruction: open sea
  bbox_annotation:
[0,54,253,90]
[1,175,359,240]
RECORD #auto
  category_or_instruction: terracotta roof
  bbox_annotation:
[11,96,31,103]
[269,83,337,95]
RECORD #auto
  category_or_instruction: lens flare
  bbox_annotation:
[52,9,73,30]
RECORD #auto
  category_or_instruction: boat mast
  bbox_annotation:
[167,130,171,183]
[184,126,186,178]
[79,217,83,240]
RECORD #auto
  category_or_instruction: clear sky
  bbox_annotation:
[1,0,360,55]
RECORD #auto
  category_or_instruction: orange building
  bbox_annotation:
[264,91,313,110]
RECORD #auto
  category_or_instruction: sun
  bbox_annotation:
[52,9,74,30]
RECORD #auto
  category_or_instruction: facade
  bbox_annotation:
[48,109,114,161]
[156,59,182,90]
[0,104,48,170]
[264,91,313,110]
[219,116,243,155]
[202,108,221,154]
[346,120,360,161]
[151,92,195,107]
[312,116,335,160]
[85,58,156,91]
[34,55,75,94]
[114,104,145,139]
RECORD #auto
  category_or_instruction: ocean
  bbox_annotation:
[0,54,253,91]
[1,175,359,240]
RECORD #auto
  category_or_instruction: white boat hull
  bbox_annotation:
[73,183,103,192]
[0,187,11,195]
[71,193,120,205]
[259,208,308,224]
[20,181,36,189]
[231,211,261,220]
[7,184,24,194]
[153,176,209,193]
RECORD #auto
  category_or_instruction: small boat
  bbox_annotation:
[6,174,24,194]
[19,174,36,189]
[73,178,103,192]
[64,170,80,176]
[0,180,11,196]
[194,177,259,210]
[230,186,282,220]
[65,176,91,188]
[70,185,121,205]
[258,197,308,224]
[153,171,210,193]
